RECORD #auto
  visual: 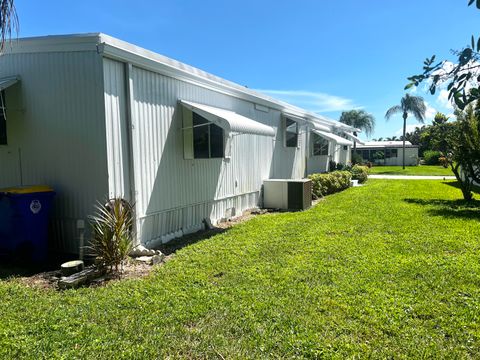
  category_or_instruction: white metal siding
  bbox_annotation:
[108,64,307,246]
[103,58,131,200]
[0,51,108,253]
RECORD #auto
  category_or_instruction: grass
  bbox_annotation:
[368,165,453,176]
[1,180,480,358]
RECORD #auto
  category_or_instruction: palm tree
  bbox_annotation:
[385,94,426,169]
[386,136,398,141]
[0,0,17,52]
[339,110,375,154]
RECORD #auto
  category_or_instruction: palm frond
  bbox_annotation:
[403,94,427,122]
[339,109,376,136]
[385,105,402,120]
[0,0,18,52]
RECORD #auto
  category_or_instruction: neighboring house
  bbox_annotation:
[354,141,419,166]
[0,33,356,254]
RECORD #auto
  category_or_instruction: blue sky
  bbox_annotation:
[14,0,479,139]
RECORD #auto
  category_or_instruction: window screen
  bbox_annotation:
[192,112,224,159]
[312,133,328,156]
[0,91,6,145]
[285,118,298,147]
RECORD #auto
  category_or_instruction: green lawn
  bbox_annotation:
[368,165,454,176]
[1,180,480,358]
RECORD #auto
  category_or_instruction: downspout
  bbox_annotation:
[125,63,140,246]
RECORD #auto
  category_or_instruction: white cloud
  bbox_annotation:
[424,102,437,121]
[436,89,454,110]
[395,124,423,136]
[408,86,418,94]
[254,89,356,113]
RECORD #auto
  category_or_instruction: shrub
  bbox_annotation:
[350,165,369,183]
[88,198,134,272]
[439,156,449,168]
[308,171,352,198]
[328,160,337,172]
[336,162,345,171]
[351,153,363,165]
[423,150,442,165]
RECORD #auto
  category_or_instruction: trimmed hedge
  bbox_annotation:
[350,165,369,183]
[308,171,352,198]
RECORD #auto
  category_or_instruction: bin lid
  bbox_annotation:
[0,185,54,194]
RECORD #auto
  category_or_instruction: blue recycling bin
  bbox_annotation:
[0,186,55,262]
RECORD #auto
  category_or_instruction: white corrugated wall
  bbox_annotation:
[0,51,108,253]
[103,59,308,247]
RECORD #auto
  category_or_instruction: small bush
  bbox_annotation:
[328,160,337,172]
[88,198,134,272]
[352,153,363,165]
[308,171,352,198]
[439,156,449,168]
[423,150,442,165]
[350,165,369,183]
[336,163,345,171]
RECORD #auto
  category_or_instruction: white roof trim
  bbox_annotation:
[312,130,353,146]
[2,34,357,133]
[0,76,19,91]
[180,100,276,137]
[345,132,365,145]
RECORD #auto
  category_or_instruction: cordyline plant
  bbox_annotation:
[87,198,134,273]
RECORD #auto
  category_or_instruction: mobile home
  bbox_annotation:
[354,141,419,166]
[0,34,356,253]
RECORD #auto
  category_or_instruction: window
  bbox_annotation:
[192,112,224,159]
[362,150,369,160]
[385,148,398,158]
[285,118,298,147]
[0,91,6,145]
[343,145,348,151]
[311,133,329,156]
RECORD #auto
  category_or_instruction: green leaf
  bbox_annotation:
[477,37,480,52]
[404,83,415,90]
[477,0,480,9]
[472,35,475,50]
[468,0,475,6]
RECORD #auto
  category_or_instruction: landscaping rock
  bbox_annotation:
[134,256,154,265]
[133,253,165,266]
[60,260,85,276]
[151,254,164,265]
[58,266,105,289]
[129,245,162,257]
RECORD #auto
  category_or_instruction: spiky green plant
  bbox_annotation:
[88,198,134,273]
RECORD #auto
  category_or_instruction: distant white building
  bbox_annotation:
[354,141,419,166]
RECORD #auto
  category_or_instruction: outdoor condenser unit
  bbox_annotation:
[263,179,312,210]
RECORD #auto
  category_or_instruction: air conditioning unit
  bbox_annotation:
[263,179,312,210]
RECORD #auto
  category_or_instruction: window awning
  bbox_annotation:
[344,132,365,145]
[312,130,353,146]
[0,76,19,91]
[180,100,275,137]
[309,121,330,132]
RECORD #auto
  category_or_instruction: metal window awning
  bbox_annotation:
[309,121,330,132]
[344,132,365,145]
[0,76,20,91]
[312,130,353,146]
[180,100,275,137]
